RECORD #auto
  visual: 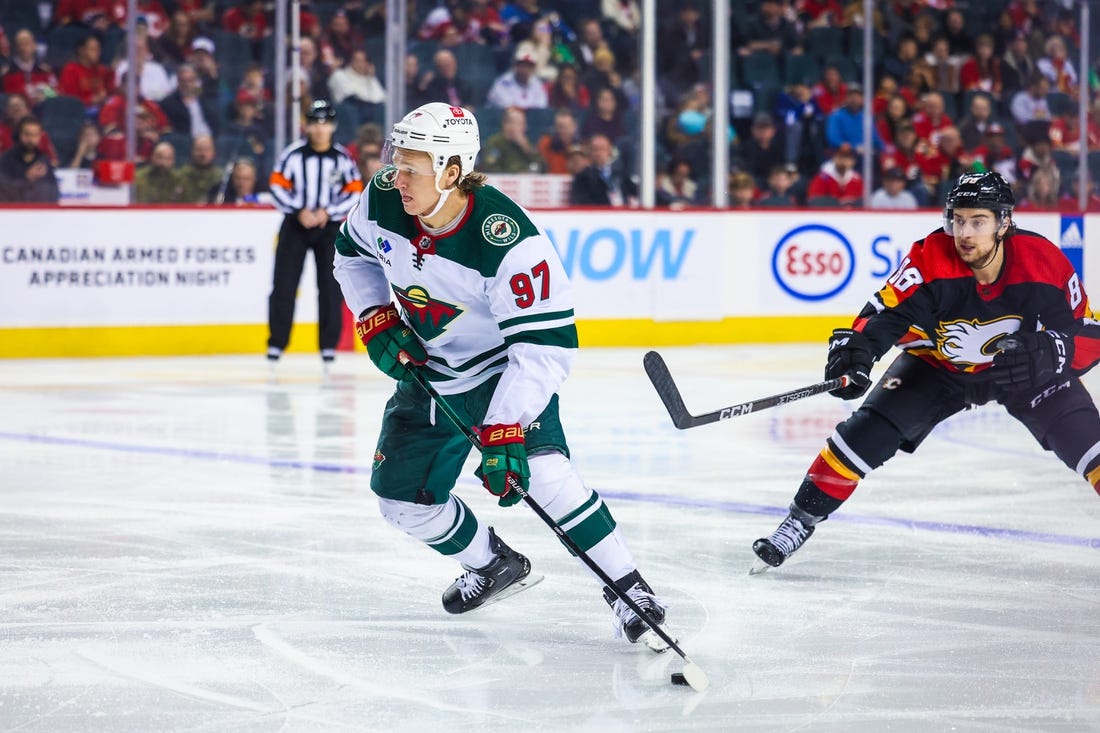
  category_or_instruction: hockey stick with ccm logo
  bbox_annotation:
[398,355,710,692]
[644,351,851,430]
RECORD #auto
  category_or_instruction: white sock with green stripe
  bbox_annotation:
[528,453,637,583]
[377,495,496,569]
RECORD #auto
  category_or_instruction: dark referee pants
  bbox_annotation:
[267,215,344,353]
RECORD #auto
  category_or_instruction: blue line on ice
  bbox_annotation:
[3,430,1097,549]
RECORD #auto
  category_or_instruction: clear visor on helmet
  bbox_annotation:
[382,141,439,178]
[943,208,1008,235]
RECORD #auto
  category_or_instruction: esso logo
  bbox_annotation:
[771,224,855,301]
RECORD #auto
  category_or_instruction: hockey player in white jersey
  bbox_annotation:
[332,103,671,650]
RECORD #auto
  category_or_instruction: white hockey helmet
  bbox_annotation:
[390,103,480,177]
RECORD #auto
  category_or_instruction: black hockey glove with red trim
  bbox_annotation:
[992,331,1072,391]
[825,328,874,400]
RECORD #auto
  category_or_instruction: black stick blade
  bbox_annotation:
[643,351,695,429]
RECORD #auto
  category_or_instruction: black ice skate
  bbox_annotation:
[442,527,541,614]
[603,570,674,653]
[750,506,821,575]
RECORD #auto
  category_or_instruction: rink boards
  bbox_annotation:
[0,206,1085,357]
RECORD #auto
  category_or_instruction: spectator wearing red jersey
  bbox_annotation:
[959,35,1002,101]
[111,0,170,37]
[97,82,170,136]
[418,0,484,44]
[911,91,953,146]
[0,94,59,166]
[875,94,911,147]
[222,0,268,42]
[547,63,591,113]
[883,122,932,206]
[1049,109,1084,153]
[1017,131,1058,188]
[806,143,862,206]
[54,0,113,30]
[797,0,845,27]
[920,126,972,198]
[175,0,216,29]
[1006,0,1042,38]
[2,30,57,106]
[811,64,846,117]
[469,0,507,45]
[58,34,115,111]
[871,76,914,117]
[879,121,920,183]
[95,103,163,165]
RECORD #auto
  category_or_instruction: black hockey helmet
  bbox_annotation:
[305,99,337,124]
[943,171,1014,234]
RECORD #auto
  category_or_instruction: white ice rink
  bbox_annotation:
[1,345,1098,733]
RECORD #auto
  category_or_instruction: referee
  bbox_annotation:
[267,99,363,364]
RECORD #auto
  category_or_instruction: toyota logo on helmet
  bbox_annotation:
[389,102,480,178]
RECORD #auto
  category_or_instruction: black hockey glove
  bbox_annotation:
[825,328,874,400]
[991,331,1073,391]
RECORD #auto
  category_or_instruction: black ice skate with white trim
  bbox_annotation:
[750,507,820,575]
[442,527,543,614]
[604,570,674,653]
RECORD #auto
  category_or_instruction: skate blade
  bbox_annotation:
[748,559,774,576]
[636,624,676,654]
[470,573,545,612]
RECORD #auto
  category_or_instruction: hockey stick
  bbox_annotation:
[398,358,709,692]
[644,350,851,430]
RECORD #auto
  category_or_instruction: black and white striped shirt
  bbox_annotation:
[269,141,363,220]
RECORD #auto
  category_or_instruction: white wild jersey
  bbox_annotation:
[333,165,578,428]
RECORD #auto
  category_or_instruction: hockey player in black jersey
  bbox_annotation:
[752,171,1100,572]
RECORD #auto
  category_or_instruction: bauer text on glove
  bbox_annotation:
[476,423,529,507]
[356,304,428,380]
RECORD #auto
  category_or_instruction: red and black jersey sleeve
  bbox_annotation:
[847,227,1100,376]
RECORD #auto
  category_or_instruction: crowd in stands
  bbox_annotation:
[0,0,1098,210]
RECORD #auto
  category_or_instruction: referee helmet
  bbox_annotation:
[305,99,337,124]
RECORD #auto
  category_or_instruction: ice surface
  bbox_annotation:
[1,346,1098,732]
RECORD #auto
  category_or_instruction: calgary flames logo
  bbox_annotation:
[936,316,1021,365]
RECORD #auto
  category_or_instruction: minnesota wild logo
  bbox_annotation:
[393,284,464,340]
[482,214,521,246]
[373,165,397,190]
